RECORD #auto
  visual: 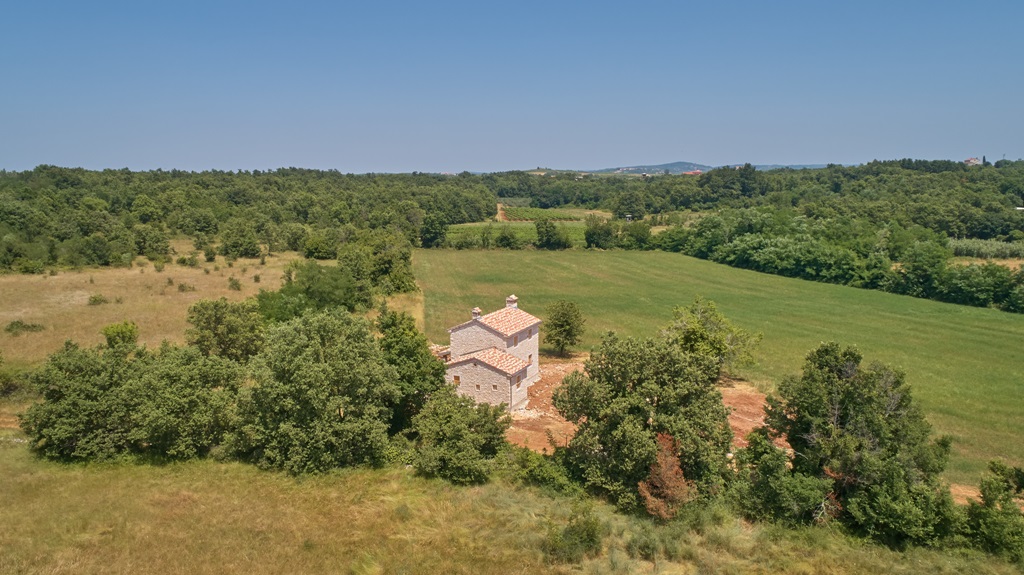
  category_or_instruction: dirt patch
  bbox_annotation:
[508,362,999,509]
[949,483,982,505]
[720,383,772,448]
[496,203,507,222]
[507,356,782,453]
[0,413,20,429]
[507,359,582,452]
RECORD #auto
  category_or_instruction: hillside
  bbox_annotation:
[587,160,713,174]
[584,160,831,174]
[413,249,1024,483]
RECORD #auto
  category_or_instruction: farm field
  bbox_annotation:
[414,249,1024,483]
[447,221,588,248]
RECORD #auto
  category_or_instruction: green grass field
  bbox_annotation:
[502,206,582,221]
[414,249,1024,483]
[447,222,588,248]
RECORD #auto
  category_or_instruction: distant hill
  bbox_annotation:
[751,163,829,171]
[584,161,831,175]
[587,161,713,175]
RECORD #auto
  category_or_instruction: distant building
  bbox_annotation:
[965,157,982,166]
[434,295,542,410]
[682,170,703,175]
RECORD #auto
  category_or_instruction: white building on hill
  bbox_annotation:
[434,295,541,410]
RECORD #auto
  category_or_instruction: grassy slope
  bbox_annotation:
[414,249,1024,483]
[0,435,1016,575]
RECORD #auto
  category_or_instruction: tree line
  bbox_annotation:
[0,166,495,273]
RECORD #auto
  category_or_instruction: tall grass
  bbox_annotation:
[0,441,1017,575]
[414,249,1024,482]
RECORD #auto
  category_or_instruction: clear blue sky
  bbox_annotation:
[2,1,1021,173]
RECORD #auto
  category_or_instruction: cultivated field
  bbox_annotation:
[414,249,1024,483]
[447,221,588,248]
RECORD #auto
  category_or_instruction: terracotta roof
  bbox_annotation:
[448,347,529,375]
[476,306,542,336]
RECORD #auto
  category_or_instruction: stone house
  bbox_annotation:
[435,295,541,410]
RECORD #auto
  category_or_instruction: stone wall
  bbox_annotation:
[447,362,528,409]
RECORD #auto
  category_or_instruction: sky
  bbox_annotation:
[2,1,1022,173]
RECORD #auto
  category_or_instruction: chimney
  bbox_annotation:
[471,307,481,319]
[505,294,518,309]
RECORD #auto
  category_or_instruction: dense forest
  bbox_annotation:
[0,167,494,272]
[4,161,1024,312]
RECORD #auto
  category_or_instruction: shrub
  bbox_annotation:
[87,294,109,305]
[227,277,242,291]
[20,326,241,461]
[494,225,523,249]
[542,502,605,563]
[5,320,45,336]
[0,352,24,397]
[638,433,697,520]
[231,310,400,473]
[626,527,660,561]
[176,253,199,267]
[545,299,585,356]
[535,219,573,250]
[965,461,1024,562]
[553,299,750,511]
[732,428,834,525]
[186,298,265,363]
[177,283,196,292]
[375,306,446,433]
[411,385,510,484]
[500,446,582,496]
[760,342,959,546]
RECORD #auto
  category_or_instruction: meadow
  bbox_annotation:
[447,221,589,248]
[414,249,1024,483]
[0,243,301,370]
[0,435,1017,575]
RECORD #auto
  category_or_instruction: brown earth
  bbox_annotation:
[496,203,507,222]
[507,359,581,452]
[507,355,780,453]
[508,361,994,507]
[0,412,19,429]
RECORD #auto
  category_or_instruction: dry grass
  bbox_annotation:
[0,435,1017,575]
[0,244,303,369]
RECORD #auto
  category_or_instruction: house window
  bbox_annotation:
[513,335,519,346]
[453,375,460,385]
[517,382,521,389]
[492,384,498,391]
[528,354,532,365]
[517,375,522,384]
[528,329,532,338]
[475,384,480,390]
